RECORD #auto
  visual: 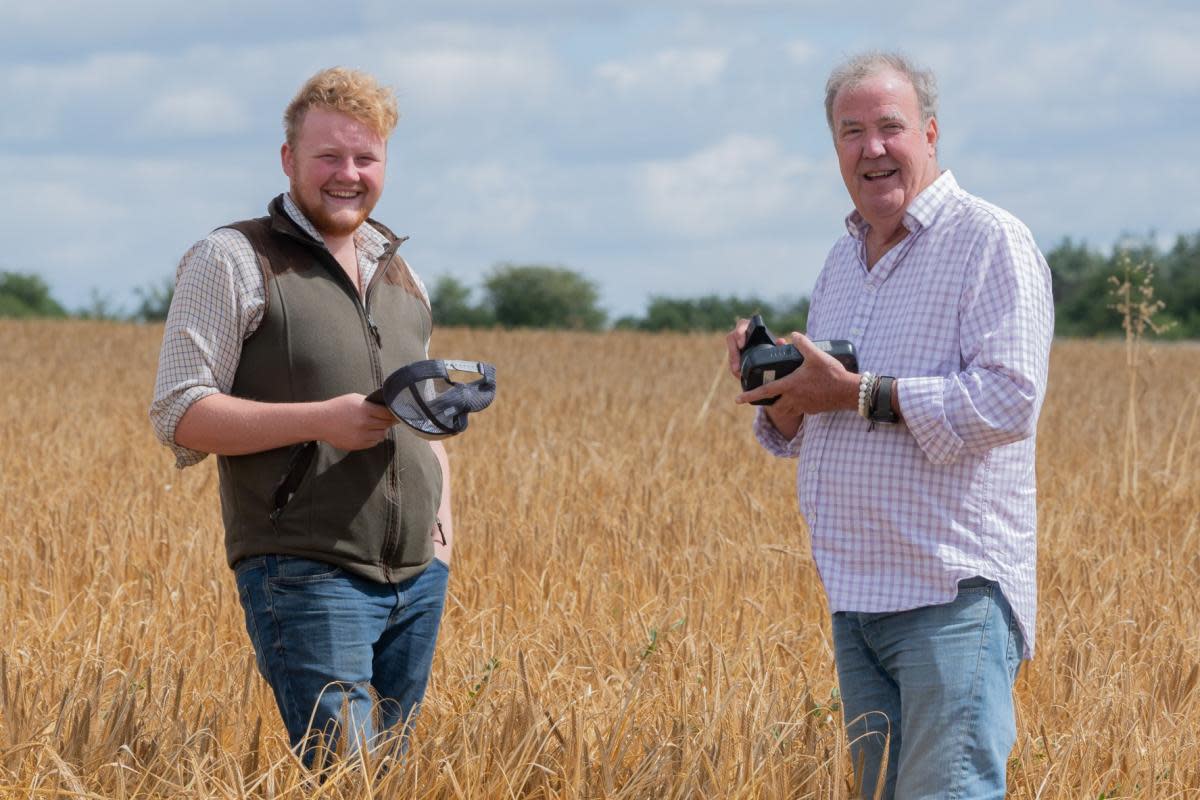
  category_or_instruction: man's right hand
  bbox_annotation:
[317,393,399,451]
[726,318,805,439]
[175,391,399,456]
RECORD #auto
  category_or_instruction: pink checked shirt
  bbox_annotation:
[755,171,1053,657]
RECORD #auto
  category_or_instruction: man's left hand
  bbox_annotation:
[736,331,859,416]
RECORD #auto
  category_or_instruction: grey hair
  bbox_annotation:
[824,51,938,136]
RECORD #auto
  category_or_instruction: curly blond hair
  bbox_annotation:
[284,67,399,147]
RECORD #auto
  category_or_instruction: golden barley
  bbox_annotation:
[0,320,1197,797]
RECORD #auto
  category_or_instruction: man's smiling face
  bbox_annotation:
[832,67,939,230]
[282,106,386,239]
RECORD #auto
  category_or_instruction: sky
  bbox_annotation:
[3,0,1197,319]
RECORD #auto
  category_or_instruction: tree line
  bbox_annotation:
[2,233,1198,337]
[432,234,1199,338]
[430,265,811,334]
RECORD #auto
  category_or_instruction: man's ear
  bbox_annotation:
[925,116,939,154]
[281,142,294,179]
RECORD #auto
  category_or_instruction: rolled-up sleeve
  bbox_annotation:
[898,219,1053,465]
[149,232,262,468]
[753,407,804,458]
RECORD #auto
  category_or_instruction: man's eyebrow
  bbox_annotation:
[838,112,906,129]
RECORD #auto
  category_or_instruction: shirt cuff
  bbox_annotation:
[897,377,964,465]
[151,385,219,469]
[753,407,804,458]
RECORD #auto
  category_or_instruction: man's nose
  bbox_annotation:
[333,157,359,182]
[863,132,886,159]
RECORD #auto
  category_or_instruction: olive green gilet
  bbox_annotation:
[216,195,441,583]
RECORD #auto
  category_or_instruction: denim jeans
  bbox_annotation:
[831,577,1024,799]
[234,555,449,766]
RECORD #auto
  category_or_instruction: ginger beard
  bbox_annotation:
[290,174,374,237]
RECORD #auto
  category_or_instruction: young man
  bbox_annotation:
[151,67,453,765]
[727,51,1053,797]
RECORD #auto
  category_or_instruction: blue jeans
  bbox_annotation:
[234,555,449,766]
[831,577,1024,799]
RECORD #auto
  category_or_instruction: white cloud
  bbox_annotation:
[931,14,1199,124]
[785,39,817,65]
[4,0,256,31]
[413,161,539,239]
[0,153,269,308]
[1140,30,1200,91]
[639,135,823,238]
[3,1,1197,321]
[139,87,250,137]
[956,153,1200,251]
[595,48,729,93]
[378,27,560,112]
[0,53,155,139]
[5,51,154,94]
[0,44,300,144]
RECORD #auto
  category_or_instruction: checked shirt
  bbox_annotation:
[149,194,429,468]
[754,171,1053,656]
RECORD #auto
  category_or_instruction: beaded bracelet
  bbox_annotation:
[857,371,876,419]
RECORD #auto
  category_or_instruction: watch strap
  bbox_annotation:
[869,375,900,424]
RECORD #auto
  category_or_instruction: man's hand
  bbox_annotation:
[736,332,859,419]
[175,391,399,456]
[316,393,399,451]
[726,317,808,439]
[725,317,752,379]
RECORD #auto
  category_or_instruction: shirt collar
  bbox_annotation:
[282,192,389,260]
[843,169,959,240]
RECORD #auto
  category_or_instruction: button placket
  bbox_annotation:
[849,278,878,352]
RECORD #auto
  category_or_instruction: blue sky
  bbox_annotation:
[3,0,1197,318]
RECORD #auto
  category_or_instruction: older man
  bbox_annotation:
[151,67,453,766]
[727,52,1053,797]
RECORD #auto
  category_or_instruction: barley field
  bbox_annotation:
[1,319,1197,798]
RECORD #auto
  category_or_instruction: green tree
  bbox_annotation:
[1045,238,1113,336]
[429,275,494,327]
[771,296,811,336]
[75,288,124,321]
[0,271,68,318]
[1044,233,1200,338]
[483,264,606,330]
[132,277,175,322]
[1157,233,1200,337]
[637,295,755,332]
[622,294,809,334]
